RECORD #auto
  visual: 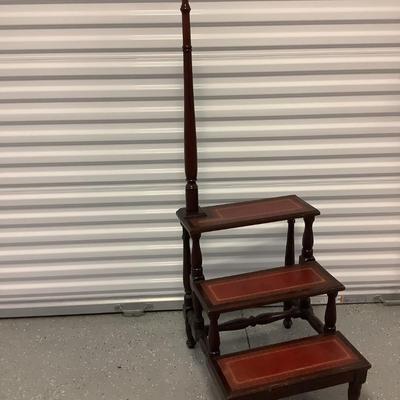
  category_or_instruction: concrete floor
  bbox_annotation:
[0,304,398,400]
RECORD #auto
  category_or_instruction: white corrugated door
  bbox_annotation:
[0,0,399,317]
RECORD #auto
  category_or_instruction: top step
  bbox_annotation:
[177,195,320,235]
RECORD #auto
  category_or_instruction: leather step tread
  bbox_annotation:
[194,261,344,313]
[210,332,371,400]
[177,195,319,235]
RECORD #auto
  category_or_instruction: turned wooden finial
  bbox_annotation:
[180,0,200,214]
[181,0,191,13]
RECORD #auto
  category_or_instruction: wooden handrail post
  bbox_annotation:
[181,0,199,214]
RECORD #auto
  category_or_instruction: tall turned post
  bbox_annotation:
[208,313,221,357]
[299,216,315,312]
[182,226,195,348]
[191,234,205,337]
[283,218,295,329]
[324,291,338,334]
[181,0,200,215]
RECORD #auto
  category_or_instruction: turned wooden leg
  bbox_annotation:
[300,297,311,313]
[300,215,316,263]
[283,218,295,329]
[324,291,338,334]
[182,226,196,348]
[191,234,205,337]
[208,313,221,356]
[183,310,196,348]
[349,372,367,400]
[348,379,362,400]
[299,216,315,312]
[192,294,204,340]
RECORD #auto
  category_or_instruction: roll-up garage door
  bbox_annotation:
[0,0,399,317]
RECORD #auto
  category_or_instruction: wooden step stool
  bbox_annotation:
[176,2,371,399]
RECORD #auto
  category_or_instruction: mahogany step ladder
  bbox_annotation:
[176,1,371,399]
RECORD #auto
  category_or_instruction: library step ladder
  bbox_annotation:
[176,2,371,399]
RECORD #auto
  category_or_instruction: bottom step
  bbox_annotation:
[209,332,370,400]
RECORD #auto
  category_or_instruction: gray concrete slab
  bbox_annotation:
[0,304,398,400]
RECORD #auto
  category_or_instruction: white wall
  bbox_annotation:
[0,0,399,317]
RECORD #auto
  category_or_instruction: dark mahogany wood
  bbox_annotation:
[182,226,196,348]
[325,291,338,334]
[208,313,221,356]
[300,296,312,313]
[299,215,316,313]
[303,307,325,334]
[219,308,302,332]
[177,195,320,235]
[348,375,365,400]
[284,219,295,266]
[300,215,316,263]
[193,261,344,314]
[191,235,204,282]
[209,332,371,400]
[182,226,192,307]
[283,218,295,329]
[191,234,205,335]
[192,295,204,340]
[180,0,201,215]
[176,2,370,399]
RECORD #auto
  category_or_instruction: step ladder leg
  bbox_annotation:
[324,291,338,334]
[191,234,205,339]
[192,295,204,340]
[182,226,196,348]
[300,297,311,313]
[208,313,221,356]
[348,374,365,400]
[300,215,316,263]
[283,218,295,329]
[299,216,316,313]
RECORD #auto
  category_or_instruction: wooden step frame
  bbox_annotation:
[177,195,320,235]
[194,261,344,314]
[182,212,326,355]
[192,261,345,356]
[206,332,371,400]
[177,1,370,399]
[178,0,323,351]
[177,0,337,354]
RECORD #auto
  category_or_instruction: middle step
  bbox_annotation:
[192,261,344,313]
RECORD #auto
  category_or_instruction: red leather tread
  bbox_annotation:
[214,333,368,393]
[177,195,319,234]
[203,265,323,304]
[195,261,344,313]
